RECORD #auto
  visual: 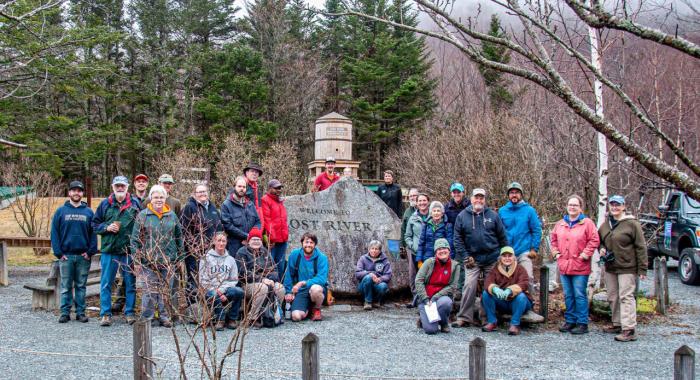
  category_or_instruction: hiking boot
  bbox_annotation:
[363,302,372,311]
[570,324,589,335]
[159,318,173,328]
[404,302,415,309]
[451,320,472,328]
[76,314,89,323]
[440,324,451,333]
[559,322,575,333]
[100,315,112,327]
[508,325,521,336]
[215,321,225,331]
[372,302,382,309]
[58,314,70,323]
[252,319,263,329]
[603,325,622,334]
[126,315,137,325]
[416,319,422,329]
[311,308,323,321]
[481,323,498,332]
[615,329,637,342]
[226,320,238,330]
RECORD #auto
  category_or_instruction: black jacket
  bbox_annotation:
[235,245,279,284]
[453,206,508,266]
[444,198,471,226]
[220,195,261,255]
[376,183,403,217]
[180,197,223,257]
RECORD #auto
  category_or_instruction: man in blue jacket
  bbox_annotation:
[51,181,98,323]
[498,182,542,286]
[284,232,329,322]
[452,188,508,328]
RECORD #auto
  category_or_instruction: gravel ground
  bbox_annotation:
[1,263,698,380]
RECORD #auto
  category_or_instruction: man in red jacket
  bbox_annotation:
[262,179,289,278]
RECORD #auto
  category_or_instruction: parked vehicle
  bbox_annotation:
[639,190,700,285]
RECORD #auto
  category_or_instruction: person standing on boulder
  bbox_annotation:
[221,176,261,256]
[498,182,542,287]
[375,170,403,218]
[262,179,289,278]
[452,188,508,328]
[284,233,329,321]
[313,156,340,192]
[51,181,98,323]
[243,163,264,221]
[92,176,141,326]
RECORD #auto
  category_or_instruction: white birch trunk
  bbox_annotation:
[589,14,607,294]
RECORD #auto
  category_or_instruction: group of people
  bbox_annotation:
[401,183,647,341]
[50,164,647,342]
[51,164,332,330]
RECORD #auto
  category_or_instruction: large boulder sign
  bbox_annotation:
[284,177,408,295]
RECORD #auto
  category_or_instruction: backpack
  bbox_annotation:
[291,253,318,284]
[261,285,283,328]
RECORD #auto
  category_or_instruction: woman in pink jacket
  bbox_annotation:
[550,194,600,335]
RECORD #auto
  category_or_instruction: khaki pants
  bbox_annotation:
[456,262,496,324]
[517,254,534,294]
[605,272,637,330]
[244,282,285,320]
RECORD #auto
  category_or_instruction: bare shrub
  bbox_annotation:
[385,116,558,216]
[260,141,307,196]
[2,162,61,252]
[151,148,211,201]
[212,132,261,202]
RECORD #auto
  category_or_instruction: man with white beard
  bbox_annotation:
[451,188,508,328]
[92,176,141,326]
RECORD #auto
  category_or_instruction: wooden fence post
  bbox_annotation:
[654,257,667,315]
[674,345,695,380]
[302,333,319,380]
[0,241,8,286]
[133,319,153,380]
[539,266,549,322]
[469,337,486,380]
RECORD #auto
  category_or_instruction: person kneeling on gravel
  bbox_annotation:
[284,232,329,322]
[200,232,244,331]
[414,238,460,334]
[355,240,393,310]
[480,246,533,336]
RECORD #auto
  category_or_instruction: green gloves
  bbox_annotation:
[501,289,512,300]
[492,287,503,299]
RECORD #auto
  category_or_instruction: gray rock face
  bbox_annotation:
[284,177,408,295]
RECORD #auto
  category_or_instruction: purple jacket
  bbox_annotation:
[355,252,393,284]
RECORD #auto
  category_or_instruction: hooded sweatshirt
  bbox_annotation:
[355,251,393,283]
[283,247,329,293]
[453,205,508,265]
[50,201,98,258]
[499,200,542,256]
[199,249,239,292]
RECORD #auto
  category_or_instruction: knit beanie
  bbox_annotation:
[247,227,263,241]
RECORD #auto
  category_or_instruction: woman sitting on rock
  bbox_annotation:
[355,240,393,310]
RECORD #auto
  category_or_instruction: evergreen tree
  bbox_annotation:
[479,15,514,112]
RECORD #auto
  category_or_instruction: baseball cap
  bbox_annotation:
[609,195,625,205]
[158,174,175,184]
[507,182,524,194]
[450,182,465,193]
[268,179,283,189]
[472,188,486,196]
[325,156,336,163]
[500,246,515,255]
[134,174,149,182]
[68,181,85,191]
[112,176,129,186]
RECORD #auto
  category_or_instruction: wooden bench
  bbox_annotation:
[23,255,102,311]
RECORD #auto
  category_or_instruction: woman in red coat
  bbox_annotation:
[550,194,600,335]
[262,179,289,278]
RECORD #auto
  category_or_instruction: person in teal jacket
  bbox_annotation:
[498,182,542,285]
[284,232,329,322]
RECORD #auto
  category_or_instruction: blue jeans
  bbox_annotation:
[59,255,92,316]
[481,290,532,326]
[357,274,389,303]
[100,253,136,317]
[270,242,288,280]
[560,274,589,324]
[205,287,244,321]
[418,296,452,335]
